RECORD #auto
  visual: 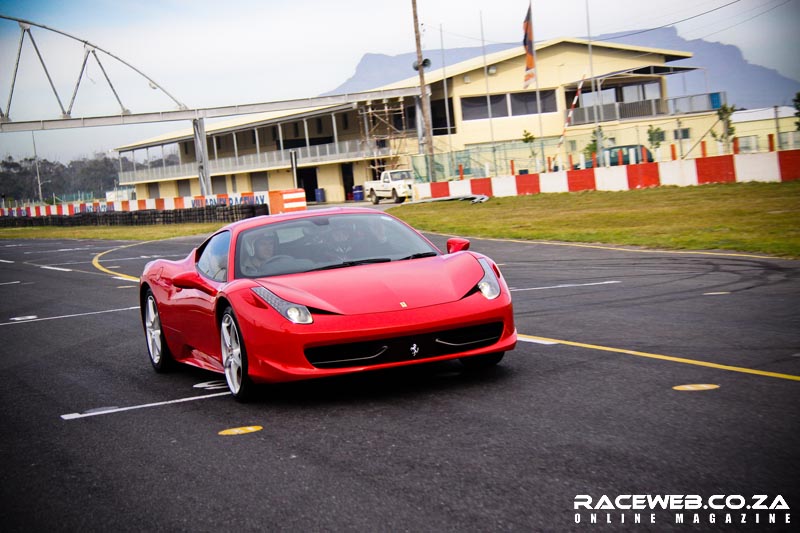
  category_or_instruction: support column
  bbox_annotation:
[193,118,211,196]
[331,112,339,154]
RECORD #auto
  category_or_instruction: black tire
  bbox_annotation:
[220,307,256,401]
[460,352,504,371]
[370,190,379,205]
[392,189,404,203]
[143,289,174,372]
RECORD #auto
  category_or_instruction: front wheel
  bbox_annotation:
[220,307,256,401]
[144,290,173,372]
[460,352,504,371]
[392,189,405,203]
[370,190,379,205]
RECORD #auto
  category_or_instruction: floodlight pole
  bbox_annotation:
[412,0,435,181]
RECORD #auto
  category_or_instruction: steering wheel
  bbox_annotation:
[263,254,293,264]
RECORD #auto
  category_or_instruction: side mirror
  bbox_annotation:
[172,270,216,295]
[446,237,470,254]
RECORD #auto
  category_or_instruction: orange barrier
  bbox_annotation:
[268,189,307,214]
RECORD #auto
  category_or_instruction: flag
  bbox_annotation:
[522,4,535,88]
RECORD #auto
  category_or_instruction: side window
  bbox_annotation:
[196,231,231,282]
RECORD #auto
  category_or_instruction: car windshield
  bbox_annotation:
[390,171,411,181]
[235,213,439,279]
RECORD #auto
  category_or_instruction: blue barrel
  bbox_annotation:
[353,185,364,202]
[314,188,326,203]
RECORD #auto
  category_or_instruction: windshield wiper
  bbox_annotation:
[399,252,438,260]
[307,258,392,272]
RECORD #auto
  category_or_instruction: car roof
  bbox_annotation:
[221,207,387,236]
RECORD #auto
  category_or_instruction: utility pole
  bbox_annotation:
[411,0,434,180]
[31,131,43,203]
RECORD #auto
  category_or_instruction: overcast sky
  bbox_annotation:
[0,0,798,162]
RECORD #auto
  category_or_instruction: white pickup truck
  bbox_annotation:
[364,169,415,204]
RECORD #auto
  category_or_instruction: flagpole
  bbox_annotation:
[528,0,545,172]
[440,24,454,176]
[585,0,602,165]
[480,11,497,174]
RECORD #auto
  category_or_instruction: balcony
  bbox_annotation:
[118,138,402,185]
[570,92,725,126]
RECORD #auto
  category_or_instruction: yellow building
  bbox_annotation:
[116,37,734,202]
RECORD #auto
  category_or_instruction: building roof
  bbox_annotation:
[115,38,693,152]
[375,37,693,91]
[731,106,795,123]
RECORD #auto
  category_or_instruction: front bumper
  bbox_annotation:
[236,292,516,383]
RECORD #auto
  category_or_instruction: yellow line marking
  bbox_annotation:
[219,425,263,436]
[91,242,149,282]
[518,334,800,382]
[673,384,720,391]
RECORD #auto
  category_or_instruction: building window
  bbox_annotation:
[251,171,269,191]
[674,128,691,140]
[342,113,349,130]
[211,175,226,195]
[509,90,557,116]
[779,131,799,149]
[177,179,191,197]
[738,135,759,153]
[650,130,666,143]
[461,95,509,121]
[147,182,160,199]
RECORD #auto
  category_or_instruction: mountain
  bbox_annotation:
[325,27,800,110]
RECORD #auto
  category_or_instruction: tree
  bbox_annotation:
[710,104,736,153]
[794,91,800,131]
[521,129,537,158]
[583,127,605,161]
[647,125,664,151]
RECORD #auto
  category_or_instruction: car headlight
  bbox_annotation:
[477,258,501,300]
[252,286,313,324]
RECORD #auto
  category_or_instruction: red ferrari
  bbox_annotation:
[140,207,516,400]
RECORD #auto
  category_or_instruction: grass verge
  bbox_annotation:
[0,223,223,241]
[390,181,800,258]
[1,182,798,258]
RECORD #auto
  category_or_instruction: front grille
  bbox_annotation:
[305,322,504,369]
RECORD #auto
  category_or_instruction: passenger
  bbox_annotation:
[242,233,277,275]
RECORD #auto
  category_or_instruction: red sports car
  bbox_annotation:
[140,207,516,400]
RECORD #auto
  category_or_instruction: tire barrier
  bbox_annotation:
[0,204,269,228]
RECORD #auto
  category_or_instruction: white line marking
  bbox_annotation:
[10,315,38,321]
[518,336,559,345]
[61,392,231,420]
[510,280,621,292]
[39,266,73,272]
[1,306,138,326]
[0,281,21,286]
[0,259,14,263]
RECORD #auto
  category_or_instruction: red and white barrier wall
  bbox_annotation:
[414,150,800,200]
[0,190,284,218]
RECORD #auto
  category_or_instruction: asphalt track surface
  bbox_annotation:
[1,230,799,531]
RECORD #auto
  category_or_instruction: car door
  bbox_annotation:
[170,231,231,363]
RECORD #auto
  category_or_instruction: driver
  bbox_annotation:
[242,233,277,275]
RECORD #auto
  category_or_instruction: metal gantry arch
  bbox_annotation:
[0,14,428,196]
[0,14,187,123]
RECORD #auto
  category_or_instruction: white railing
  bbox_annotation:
[570,92,725,126]
[118,139,400,184]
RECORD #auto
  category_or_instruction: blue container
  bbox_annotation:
[314,188,326,203]
[353,185,364,202]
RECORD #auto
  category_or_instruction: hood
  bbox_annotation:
[258,253,483,315]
